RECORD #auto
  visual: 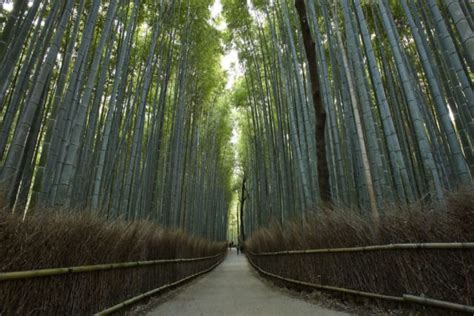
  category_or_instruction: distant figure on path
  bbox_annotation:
[237,244,240,255]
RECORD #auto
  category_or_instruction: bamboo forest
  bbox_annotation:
[0,0,473,314]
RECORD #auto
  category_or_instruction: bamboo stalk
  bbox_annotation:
[95,256,225,315]
[248,242,474,256]
[247,256,474,313]
[0,253,224,281]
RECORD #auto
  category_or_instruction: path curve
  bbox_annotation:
[146,248,348,316]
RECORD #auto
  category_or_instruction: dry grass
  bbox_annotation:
[246,189,474,313]
[0,212,226,315]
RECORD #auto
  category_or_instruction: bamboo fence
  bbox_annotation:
[95,255,225,315]
[0,252,224,281]
[246,244,474,313]
[247,242,474,256]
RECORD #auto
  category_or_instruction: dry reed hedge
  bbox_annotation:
[246,189,474,312]
[0,213,226,315]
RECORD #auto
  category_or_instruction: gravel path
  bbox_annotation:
[146,248,349,316]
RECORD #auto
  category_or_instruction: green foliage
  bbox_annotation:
[231,78,249,108]
[221,0,252,37]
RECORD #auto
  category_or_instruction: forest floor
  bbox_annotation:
[133,248,350,315]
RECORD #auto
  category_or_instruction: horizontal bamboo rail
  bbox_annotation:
[403,295,474,313]
[95,255,225,315]
[0,252,223,281]
[247,255,474,314]
[248,242,474,256]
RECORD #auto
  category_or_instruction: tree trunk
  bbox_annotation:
[239,175,247,242]
[294,0,331,203]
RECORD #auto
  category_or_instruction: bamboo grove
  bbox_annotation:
[224,0,473,235]
[0,0,234,240]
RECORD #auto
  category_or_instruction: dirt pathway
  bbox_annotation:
[146,248,349,316]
